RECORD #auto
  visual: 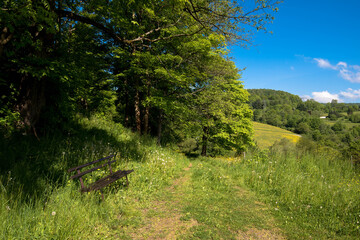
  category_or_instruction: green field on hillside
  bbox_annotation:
[322,117,360,128]
[253,122,301,149]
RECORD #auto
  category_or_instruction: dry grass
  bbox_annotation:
[253,122,301,149]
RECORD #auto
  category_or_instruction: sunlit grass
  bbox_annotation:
[1,117,359,239]
[238,146,360,239]
[253,121,301,149]
[0,115,188,239]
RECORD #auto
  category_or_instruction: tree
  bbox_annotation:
[182,51,253,156]
[1,0,281,140]
[296,122,310,134]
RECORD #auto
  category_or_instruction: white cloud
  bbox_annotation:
[340,88,360,100]
[306,89,360,103]
[311,91,341,103]
[301,95,312,101]
[312,58,360,83]
[352,65,360,71]
[337,61,347,68]
[314,58,336,69]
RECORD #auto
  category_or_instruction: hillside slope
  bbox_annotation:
[253,121,301,149]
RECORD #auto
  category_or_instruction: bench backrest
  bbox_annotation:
[68,154,117,189]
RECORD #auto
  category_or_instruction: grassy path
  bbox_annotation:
[124,159,286,239]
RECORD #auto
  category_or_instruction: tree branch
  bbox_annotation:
[55,9,125,44]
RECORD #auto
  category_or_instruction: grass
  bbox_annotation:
[322,117,360,128]
[1,116,359,239]
[121,158,285,239]
[238,143,360,239]
[0,115,188,239]
[253,121,301,149]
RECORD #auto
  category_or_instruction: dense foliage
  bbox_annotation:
[1,0,281,155]
[248,89,360,164]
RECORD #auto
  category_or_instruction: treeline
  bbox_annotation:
[0,0,281,156]
[248,89,360,163]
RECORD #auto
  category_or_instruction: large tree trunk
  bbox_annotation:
[16,76,46,138]
[14,0,57,137]
[16,3,56,137]
[201,126,209,156]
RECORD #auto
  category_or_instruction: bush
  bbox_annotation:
[331,121,345,132]
[295,122,310,134]
[178,138,198,155]
[349,113,360,123]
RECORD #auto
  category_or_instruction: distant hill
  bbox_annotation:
[247,89,360,163]
[247,89,303,110]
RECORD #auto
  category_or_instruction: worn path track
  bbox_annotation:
[127,161,286,239]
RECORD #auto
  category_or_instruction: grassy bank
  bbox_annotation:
[0,116,189,239]
[1,117,359,239]
[236,142,360,239]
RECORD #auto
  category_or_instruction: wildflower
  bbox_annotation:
[275,208,279,211]
[6,206,10,211]
[52,211,56,216]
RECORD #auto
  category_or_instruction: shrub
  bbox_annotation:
[349,113,360,123]
[178,138,198,155]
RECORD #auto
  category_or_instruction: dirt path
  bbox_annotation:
[128,162,286,240]
[129,163,197,240]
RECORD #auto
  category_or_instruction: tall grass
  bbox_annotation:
[0,115,188,239]
[238,139,360,239]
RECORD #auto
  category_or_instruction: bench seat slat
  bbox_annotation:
[68,154,115,172]
[81,169,134,192]
[70,159,117,180]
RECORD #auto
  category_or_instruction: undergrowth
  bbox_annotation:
[0,115,188,239]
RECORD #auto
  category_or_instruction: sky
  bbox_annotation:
[230,0,360,103]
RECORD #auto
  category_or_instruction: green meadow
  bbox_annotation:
[1,117,359,239]
[253,122,301,149]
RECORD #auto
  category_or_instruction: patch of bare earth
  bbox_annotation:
[234,186,286,240]
[130,163,198,240]
[237,228,286,240]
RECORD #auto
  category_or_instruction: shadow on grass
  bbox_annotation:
[0,119,150,202]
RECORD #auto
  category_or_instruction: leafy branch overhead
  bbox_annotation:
[1,0,280,155]
[54,0,280,48]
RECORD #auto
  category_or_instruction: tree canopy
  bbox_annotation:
[1,0,280,155]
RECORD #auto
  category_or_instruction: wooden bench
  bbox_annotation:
[68,154,134,199]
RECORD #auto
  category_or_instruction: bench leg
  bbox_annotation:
[126,175,129,186]
[100,189,104,201]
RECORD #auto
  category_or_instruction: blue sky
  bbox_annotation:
[230,0,360,103]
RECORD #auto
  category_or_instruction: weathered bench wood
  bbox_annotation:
[68,154,133,199]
